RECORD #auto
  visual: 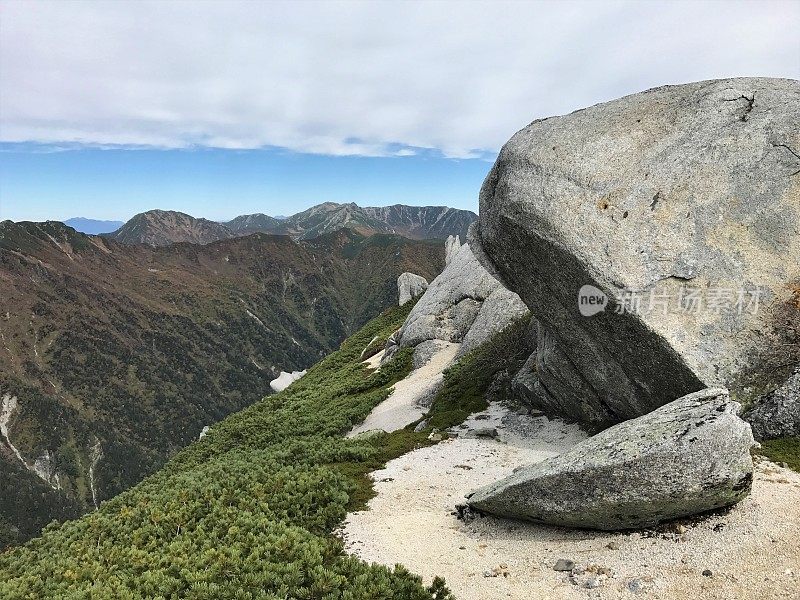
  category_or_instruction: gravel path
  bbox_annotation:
[340,403,800,599]
[347,342,459,436]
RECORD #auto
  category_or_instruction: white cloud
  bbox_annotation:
[1,0,798,158]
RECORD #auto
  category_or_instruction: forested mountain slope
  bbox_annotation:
[0,303,437,597]
[0,297,529,598]
[0,221,442,546]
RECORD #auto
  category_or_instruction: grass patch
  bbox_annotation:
[0,300,454,599]
[758,437,800,471]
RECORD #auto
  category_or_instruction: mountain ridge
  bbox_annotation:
[102,202,476,247]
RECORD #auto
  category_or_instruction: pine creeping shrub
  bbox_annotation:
[422,313,533,432]
[758,437,800,472]
[0,300,453,600]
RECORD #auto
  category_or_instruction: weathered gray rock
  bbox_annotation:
[462,426,499,439]
[466,388,756,530]
[445,234,462,266]
[744,367,800,440]
[477,78,800,428]
[460,287,529,357]
[511,351,537,401]
[553,559,575,572]
[397,272,429,306]
[395,241,528,355]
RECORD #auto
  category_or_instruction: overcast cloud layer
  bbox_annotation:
[1,0,798,158]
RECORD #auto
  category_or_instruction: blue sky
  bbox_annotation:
[1,0,798,222]
[0,145,490,222]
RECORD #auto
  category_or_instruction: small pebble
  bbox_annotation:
[553,558,575,572]
[584,576,601,589]
[627,578,646,594]
[702,569,713,577]
[606,541,621,550]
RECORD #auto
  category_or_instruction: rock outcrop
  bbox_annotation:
[445,235,461,265]
[392,241,528,358]
[744,367,800,440]
[476,77,800,429]
[466,388,756,530]
[397,272,429,306]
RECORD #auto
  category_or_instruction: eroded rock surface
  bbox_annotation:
[744,367,800,440]
[466,388,756,530]
[445,235,461,266]
[394,242,528,358]
[397,272,429,306]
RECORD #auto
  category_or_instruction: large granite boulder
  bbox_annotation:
[477,77,800,429]
[466,388,756,530]
[394,240,528,357]
[397,272,429,306]
[744,367,800,440]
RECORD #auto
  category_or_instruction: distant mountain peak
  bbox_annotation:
[105,203,476,247]
[105,209,234,247]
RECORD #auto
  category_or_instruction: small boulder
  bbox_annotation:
[553,559,575,572]
[463,427,499,439]
[466,388,755,530]
[397,272,429,306]
[413,419,428,433]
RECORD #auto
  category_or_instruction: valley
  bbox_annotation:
[0,220,444,546]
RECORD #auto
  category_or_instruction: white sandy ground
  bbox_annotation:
[340,403,800,599]
[348,342,460,437]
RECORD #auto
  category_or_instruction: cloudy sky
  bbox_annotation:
[1,0,798,221]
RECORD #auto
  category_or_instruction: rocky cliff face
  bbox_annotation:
[476,77,800,429]
[361,205,475,240]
